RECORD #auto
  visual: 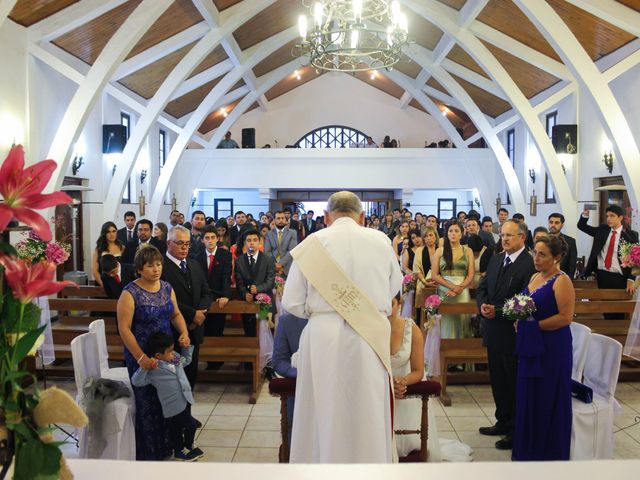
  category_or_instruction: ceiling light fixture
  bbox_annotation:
[295,0,410,73]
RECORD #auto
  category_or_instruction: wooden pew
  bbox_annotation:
[48,297,263,403]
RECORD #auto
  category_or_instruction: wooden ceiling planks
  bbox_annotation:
[483,41,560,99]
[252,38,300,78]
[547,0,637,61]
[198,96,245,134]
[426,77,450,95]
[233,0,304,50]
[165,77,223,118]
[126,0,203,59]
[477,0,561,62]
[436,0,467,10]
[446,44,490,78]
[53,0,142,65]
[450,73,512,117]
[264,66,321,101]
[616,0,640,12]
[9,0,80,27]
[119,42,194,99]
[213,0,243,11]
[394,60,422,79]
[188,44,229,79]
[354,71,405,99]
[408,98,428,114]
[405,9,443,51]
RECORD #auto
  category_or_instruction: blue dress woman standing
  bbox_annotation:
[513,236,574,461]
[118,246,191,460]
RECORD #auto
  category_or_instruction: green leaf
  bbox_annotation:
[21,303,42,331]
[40,443,62,475]
[0,243,17,256]
[14,439,43,480]
[12,325,46,364]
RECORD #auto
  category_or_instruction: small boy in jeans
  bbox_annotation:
[132,331,203,461]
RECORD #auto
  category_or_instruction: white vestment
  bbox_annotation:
[282,216,403,463]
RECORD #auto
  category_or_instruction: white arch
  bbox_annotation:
[0,0,18,30]
[44,0,172,192]
[102,0,277,222]
[403,0,574,218]
[146,27,299,221]
[515,0,640,208]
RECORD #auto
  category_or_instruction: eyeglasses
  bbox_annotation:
[172,240,191,247]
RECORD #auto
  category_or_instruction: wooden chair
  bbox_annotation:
[268,377,441,463]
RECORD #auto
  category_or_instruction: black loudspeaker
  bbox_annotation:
[241,128,256,149]
[552,124,578,154]
[102,125,128,154]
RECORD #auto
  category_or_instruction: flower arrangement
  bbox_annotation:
[502,293,537,321]
[424,294,442,316]
[274,275,285,296]
[620,240,640,273]
[402,273,416,292]
[15,231,70,266]
[0,145,78,479]
[255,293,272,321]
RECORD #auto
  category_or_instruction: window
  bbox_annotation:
[506,129,515,166]
[214,199,233,220]
[121,112,131,202]
[295,125,369,148]
[438,199,456,222]
[159,129,167,168]
[545,112,557,203]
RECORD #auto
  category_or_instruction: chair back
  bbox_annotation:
[570,322,591,381]
[70,332,101,395]
[88,319,110,374]
[582,333,622,401]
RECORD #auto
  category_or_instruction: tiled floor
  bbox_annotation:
[51,378,640,462]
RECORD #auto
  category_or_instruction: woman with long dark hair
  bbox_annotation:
[432,222,474,338]
[92,221,125,287]
[392,221,411,261]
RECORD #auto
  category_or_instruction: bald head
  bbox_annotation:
[325,191,365,225]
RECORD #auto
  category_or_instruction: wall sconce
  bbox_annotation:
[495,193,502,214]
[71,155,84,176]
[171,193,177,211]
[191,197,196,207]
[474,197,481,208]
[140,169,148,184]
[530,190,537,217]
[139,191,146,217]
[603,152,614,174]
[528,168,536,183]
[112,165,117,176]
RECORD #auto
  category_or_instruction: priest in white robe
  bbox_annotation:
[282,191,403,463]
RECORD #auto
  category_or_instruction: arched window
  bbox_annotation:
[295,125,369,148]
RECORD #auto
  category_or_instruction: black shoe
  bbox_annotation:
[479,425,508,436]
[495,436,513,450]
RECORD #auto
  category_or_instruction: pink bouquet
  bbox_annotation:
[620,240,640,269]
[424,294,442,315]
[255,293,272,321]
[402,273,416,292]
[274,276,285,287]
[255,293,272,305]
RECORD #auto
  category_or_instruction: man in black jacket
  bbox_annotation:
[162,225,213,388]
[476,220,536,450]
[548,213,577,279]
[578,205,638,318]
[116,211,136,245]
[99,254,135,299]
[121,219,167,264]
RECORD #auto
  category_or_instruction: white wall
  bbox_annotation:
[191,189,269,219]
[0,20,27,155]
[408,190,477,218]
[227,73,450,148]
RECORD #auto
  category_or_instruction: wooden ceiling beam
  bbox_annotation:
[421,84,464,111]
[0,0,18,30]
[564,0,640,38]
[169,58,234,100]
[602,44,640,82]
[178,84,250,123]
[441,58,508,100]
[28,0,128,43]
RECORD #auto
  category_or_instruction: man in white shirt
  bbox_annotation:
[282,191,402,463]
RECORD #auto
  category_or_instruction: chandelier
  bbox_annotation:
[294,0,410,72]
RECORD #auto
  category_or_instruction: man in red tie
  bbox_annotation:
[578,204,639,318]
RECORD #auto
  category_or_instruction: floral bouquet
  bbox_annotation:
[402,273,416,293]
[0,145,80,479]
[255,293,272,321]
[274,275,285,296]
[15,230,70,266]
[502,293,537,321]
[620,240,640,278]
[424,294,442,316]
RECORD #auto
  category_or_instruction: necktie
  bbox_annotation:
[208,254,215,273]
[604,230,617,270]
[127,230,133,242]
[249,254,256,271]
[277,230,282,262]
[180,260,187,274]
[115,274,121,284]
[504,256,512,268]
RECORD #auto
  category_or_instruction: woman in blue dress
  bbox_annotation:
[513,235,574,460]
[117,245,190,460]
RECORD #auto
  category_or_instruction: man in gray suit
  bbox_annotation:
[264,211,298,277]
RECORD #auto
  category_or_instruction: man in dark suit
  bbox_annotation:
[548,213,577,279]
[188,210,206,259]
[229,211,248,246]
[235,228,275,337]
[512,213,534,250]
[302,210,316,237]
[162,225,213,388]
[290,211,304,243]
[476,220,536,450]
[264,211,297,277]
[121,219,167,265]
[116,211,136,245]
[462,217,495,249]
[99,254,135,299]
[195,225,232,338]
[578,205,638,318]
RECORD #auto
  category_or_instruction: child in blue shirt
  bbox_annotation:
[132,331,203,461]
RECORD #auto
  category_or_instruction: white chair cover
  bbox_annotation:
[570,322,591,381]
[35,297,55,365]
[88,319,130,387]
[570,333,622,460]
[258,317,274,372]
[424,314,441,377]
[70,332,136,460]
[623,296,640,361]
[401,290,415,319]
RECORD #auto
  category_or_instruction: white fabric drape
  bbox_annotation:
[35,296,55,365]
[623,296,640,361]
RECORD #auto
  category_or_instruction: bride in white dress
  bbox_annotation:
[390,296,473,461]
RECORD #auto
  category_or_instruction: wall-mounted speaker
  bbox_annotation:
[242,128,256,149]
[552,124,578,154]
[102,125,127,154]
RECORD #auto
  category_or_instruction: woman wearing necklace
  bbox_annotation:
[513,235,574,461]
[432,222,474,339]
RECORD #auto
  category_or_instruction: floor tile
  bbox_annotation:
[448,416,492,431]
[238,430,282,448]
[245,416,281,431]
[199,446,236,462]
[233,447,279,463]
[212,403,254,416]
[251,403,280,417]
[204,415,248,430]
[457,430,502,448]
[218,392,253,404]
[472,447,512,462]
[192,403,216,416]
[443,406,487,417]
[196,429,242,447]
[435,416,454,432]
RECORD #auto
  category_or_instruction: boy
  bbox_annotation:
[132,332,203,461]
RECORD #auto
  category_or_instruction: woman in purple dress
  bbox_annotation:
[117,246,190,460]
[513,235,574,460]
